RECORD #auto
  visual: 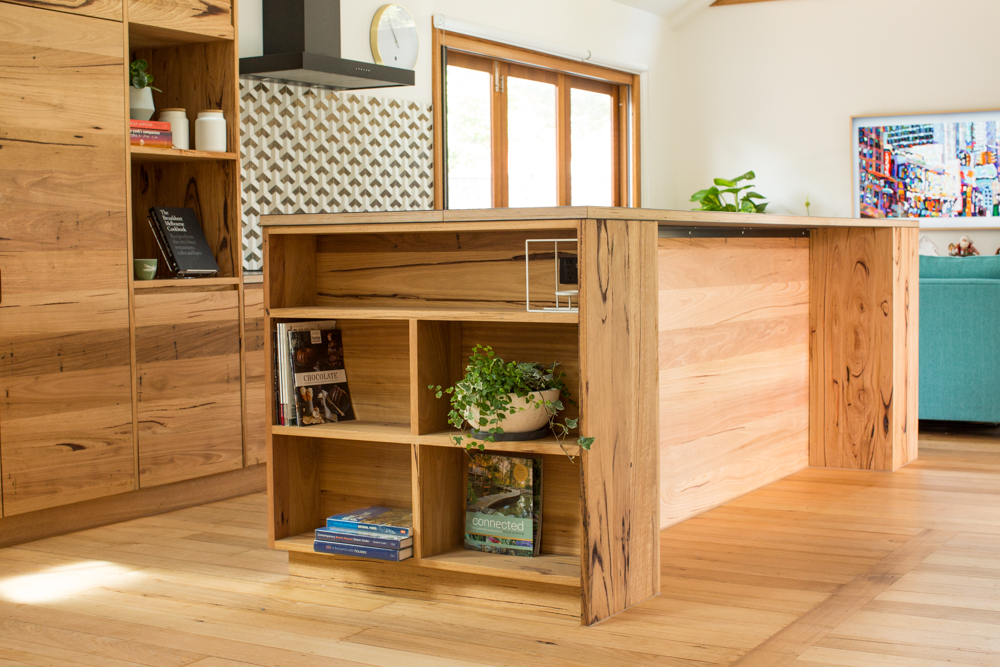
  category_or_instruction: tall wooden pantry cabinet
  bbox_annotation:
[0,0,264,546]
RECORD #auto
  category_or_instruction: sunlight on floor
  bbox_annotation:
[0,561,141,604]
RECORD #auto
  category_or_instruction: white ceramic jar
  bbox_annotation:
[195,110,227,152]
[158,108,189,150]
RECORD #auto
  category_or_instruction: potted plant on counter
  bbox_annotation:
[430,345,594,459]
[129,58,161,121]
[691,171,768,213]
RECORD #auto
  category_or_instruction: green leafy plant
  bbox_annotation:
[691,171,768,213]
[129,59,162,92]
[429,345,594,459]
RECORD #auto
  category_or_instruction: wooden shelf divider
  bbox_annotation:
[130,145,239,163]
[269,306,579,324]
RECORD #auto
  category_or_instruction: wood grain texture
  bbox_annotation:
[242,285,266,466]
[262,207,920,229]
[0,3,135,516]
[319,439,411,519]
[579,218,660,625]
[3,436,1000,666]
[893,228,919,469]
[337,320,411,425]
[3,0,121,20]
[410,320,461,436]
[412,445,464,559]
[810,227,918,472]
[0,463,262,548]
[658,237,809,529]
[314,230,579,312]
[135,290,244,487]
[128,0,233,40]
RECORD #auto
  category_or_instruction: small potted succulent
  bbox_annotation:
[430,345,595,459]
[129,59,161,121]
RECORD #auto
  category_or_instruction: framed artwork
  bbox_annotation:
[853,110,1000,226]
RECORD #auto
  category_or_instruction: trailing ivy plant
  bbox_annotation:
[129,59,162,92]
[429,345,595,460]
[691,171,768,213]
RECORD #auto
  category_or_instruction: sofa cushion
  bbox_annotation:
[920,254,1000,280]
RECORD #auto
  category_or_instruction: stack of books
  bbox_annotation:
[314,507,413,561]
[274,322,355,426]
[130,119,172,148]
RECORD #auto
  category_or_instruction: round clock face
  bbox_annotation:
[371,5,419,70]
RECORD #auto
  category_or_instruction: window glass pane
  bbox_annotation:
[507,77,557,207]
[446,65,492,209]
[571,88,614,206]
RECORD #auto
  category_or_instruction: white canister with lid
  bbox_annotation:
[195,110,227,152]
[158,108,189,150]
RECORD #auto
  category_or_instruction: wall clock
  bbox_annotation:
[370,5,419,70]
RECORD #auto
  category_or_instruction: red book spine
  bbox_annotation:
[130,119,171,131]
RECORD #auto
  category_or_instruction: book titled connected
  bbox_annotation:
[326,507,412,537]
[312,540,412,561]
[148,207,219,277]
[315,526,412,550]
[465,452,543,557]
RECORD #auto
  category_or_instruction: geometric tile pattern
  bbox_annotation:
[239,78,435,271]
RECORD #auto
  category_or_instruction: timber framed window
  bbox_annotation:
[432,30,641,209]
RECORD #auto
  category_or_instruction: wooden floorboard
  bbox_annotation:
[1,434,999,665]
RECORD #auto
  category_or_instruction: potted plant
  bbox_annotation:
[691,171,768,213]
[129,59,161,121]
[430,345,595,459]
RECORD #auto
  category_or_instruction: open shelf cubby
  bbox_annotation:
[127,25,240,281]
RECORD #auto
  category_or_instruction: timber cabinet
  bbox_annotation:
[0,0,263,542]
[263,208,919,625]
[263,216,660,626]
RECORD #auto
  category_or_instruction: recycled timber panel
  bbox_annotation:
[243,285,266,466]
[579,219,659,625]
[0,4,135,515]
[3,0,122,20]
[658,237,809,528]
[810,226,918,471]
[289,551,581,620]
[893,227,919,468]
[135,290,244,487]
[314,229,578,311]
[128,0,233,41]
[318,440,412,518]
[269,434,321,543]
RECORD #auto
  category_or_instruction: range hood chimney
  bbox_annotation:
[240,0,414,91]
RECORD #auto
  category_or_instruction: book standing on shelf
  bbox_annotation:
[289,327,355,426]
[274,320,337,426]
[314,507,413,561]
[147,207,219,277]
[465,453,543,557]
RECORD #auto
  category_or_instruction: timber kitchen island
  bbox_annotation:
[261,208,919,626]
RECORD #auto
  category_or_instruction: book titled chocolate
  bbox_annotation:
[148,207,219,277]
[289,328,355,425]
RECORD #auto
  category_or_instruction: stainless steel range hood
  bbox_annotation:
[240,0,414,91]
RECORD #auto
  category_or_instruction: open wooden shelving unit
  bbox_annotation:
[264,217,660,625]
[121,0,260,489]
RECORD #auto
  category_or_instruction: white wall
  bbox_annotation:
[669,0,1000,219]
[240,0,678,208]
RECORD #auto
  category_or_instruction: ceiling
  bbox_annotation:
[612,0,688,16]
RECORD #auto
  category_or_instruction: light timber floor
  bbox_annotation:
[1,433,1000,666]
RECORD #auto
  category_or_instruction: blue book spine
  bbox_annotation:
[315,528,408,549]
[313,540,410,561]
[325,519,410,537]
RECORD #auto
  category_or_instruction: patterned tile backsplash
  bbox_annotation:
[239,79,434,271]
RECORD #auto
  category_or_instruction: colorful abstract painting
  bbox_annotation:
[853,111,1000,223]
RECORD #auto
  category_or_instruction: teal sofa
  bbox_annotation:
[920,255,1000,423]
